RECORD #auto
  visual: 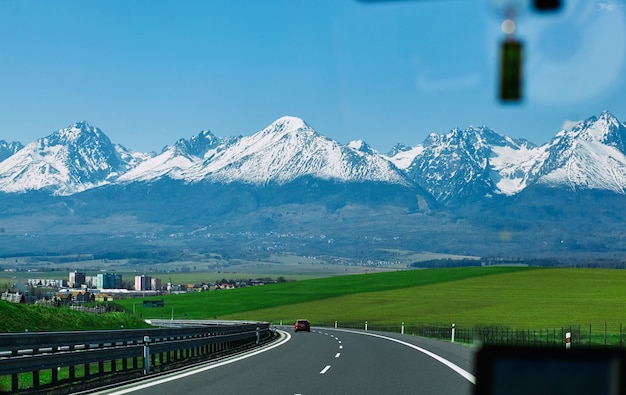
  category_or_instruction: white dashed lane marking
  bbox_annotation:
[313,330,343,377]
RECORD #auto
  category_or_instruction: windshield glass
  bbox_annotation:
[0,2,624,295]
[0,0,623,151]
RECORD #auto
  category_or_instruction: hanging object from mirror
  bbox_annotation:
[499,38,523,102]
[498,9,523,102]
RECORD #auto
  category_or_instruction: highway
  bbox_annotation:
[92,327,476,395]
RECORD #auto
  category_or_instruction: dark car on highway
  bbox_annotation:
[294,319,311,332]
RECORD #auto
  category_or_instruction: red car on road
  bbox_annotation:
[294,319,311,332]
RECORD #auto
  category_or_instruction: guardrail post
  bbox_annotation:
[143,336,151,375]
[52,366,58,385]
[256,327,260,345]
[33,370,40,389]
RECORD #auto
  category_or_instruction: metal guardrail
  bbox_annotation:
[0,321,273,394]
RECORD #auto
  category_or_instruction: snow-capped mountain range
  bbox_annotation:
[0,111,625,203]
[118,116,409,187]
[0,123,149,195]
[394,110,626,202]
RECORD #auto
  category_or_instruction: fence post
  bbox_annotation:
[143,336,151,375]
[451,323,456,343]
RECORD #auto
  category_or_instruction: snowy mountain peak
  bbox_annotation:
[175,116,407,185]
[405,126,502,201]
[403,122,548,201]
[579,112,626,151]
[536,111,626,193]
[348,140,375,154]
[118,116,408,186]
[241,116,318,150]
[599,110,620,126]
[172,129,222,157]
[0,122,144,195]
[549,112,626,157]
[386,143,411,157]
[0,140,24,162]
[265,116,311,134]
[48,121,107,145]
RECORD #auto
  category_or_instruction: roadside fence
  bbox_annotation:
[0,322,275,394]
[315,321,626,349]
[68,305,109,314]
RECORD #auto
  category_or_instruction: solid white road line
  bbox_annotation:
[95,330,292,395]
[330,328,476,385]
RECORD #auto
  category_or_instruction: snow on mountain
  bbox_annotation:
[118,130,228,182]
[0,122,148,195]
[403,126,536,202]
[387,111,626,199]
[536,112,626,193]
[0,140,24,162]
[179,116,410,185]
[383,144,424,170]
[347,140,374,154]
[487,137,544,195]
[0,112,625,200]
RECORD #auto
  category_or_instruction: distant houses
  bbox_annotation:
[1,291,22,303]
[0,270,284,305]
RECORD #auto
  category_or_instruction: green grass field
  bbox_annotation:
[115,266,626,334]
[0,301,151,332]
[114,267,510,319]
[5,266,626,337]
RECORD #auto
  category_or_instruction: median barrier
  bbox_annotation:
[0,321,274,394]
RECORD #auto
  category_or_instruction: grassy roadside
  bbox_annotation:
[0,301,151,332]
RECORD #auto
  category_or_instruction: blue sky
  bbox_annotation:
[0,0,624,153]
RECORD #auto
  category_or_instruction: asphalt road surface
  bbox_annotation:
[92,327,476,395]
